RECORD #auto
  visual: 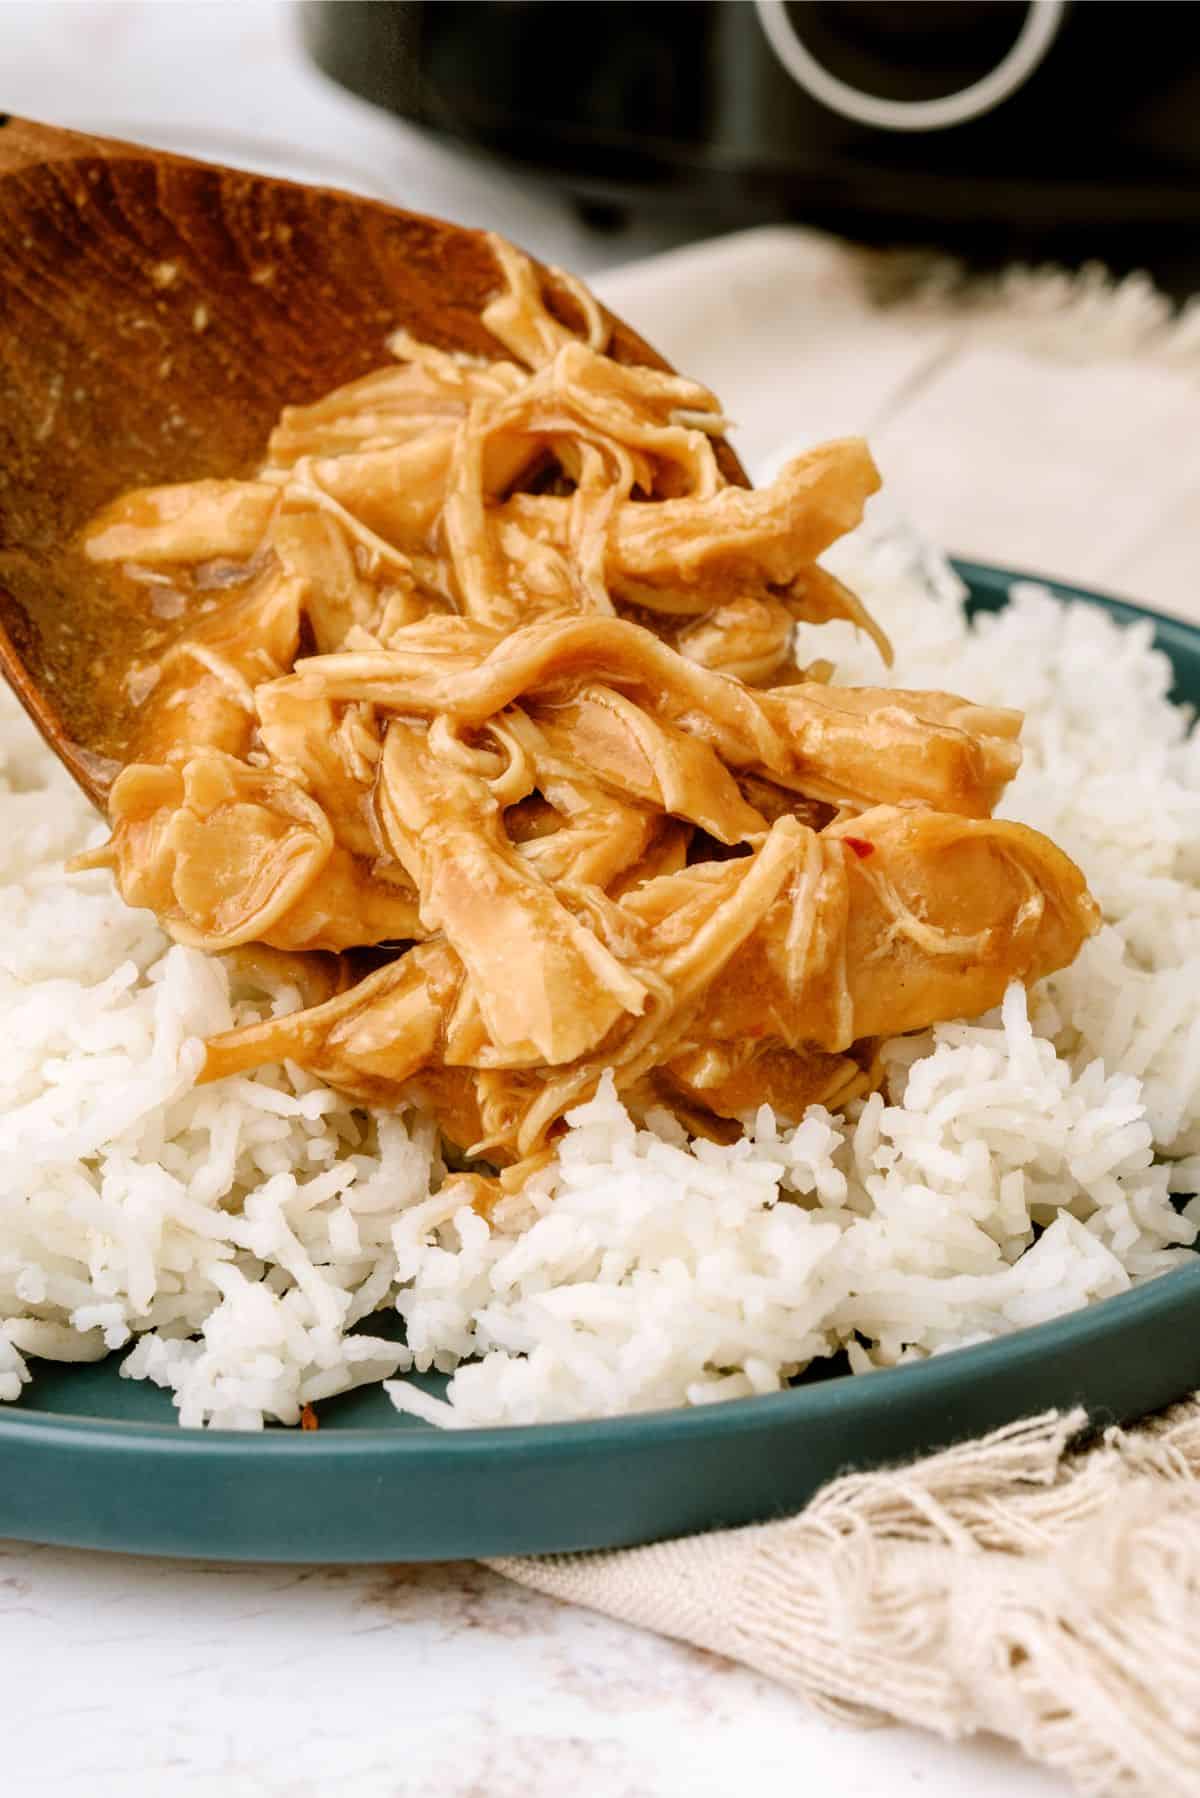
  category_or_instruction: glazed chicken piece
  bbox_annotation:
[278,614,1020,815]
[78,232,1100,1172]
[87,611,1025,956]
[95,751,422,954]
[201,807,1097,1165]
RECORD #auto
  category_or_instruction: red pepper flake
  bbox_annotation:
[300,1404,319,1432]
[843,836,875,859]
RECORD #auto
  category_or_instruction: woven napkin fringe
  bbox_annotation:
[491,1402,1200,1795]
[884,254,1200,367]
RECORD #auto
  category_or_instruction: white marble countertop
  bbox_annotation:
[3,1539,1063,1798]
[1,7,1192,1794]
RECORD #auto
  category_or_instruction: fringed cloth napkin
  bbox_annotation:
[494,1403,1200,1795]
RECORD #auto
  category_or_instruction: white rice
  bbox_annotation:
[3,527,1198,1429]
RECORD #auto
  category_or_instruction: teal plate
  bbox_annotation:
[3,562,1198,1562]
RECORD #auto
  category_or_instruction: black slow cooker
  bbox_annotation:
[301,2,1200,276]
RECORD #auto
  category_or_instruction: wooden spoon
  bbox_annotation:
[0,116,745,808]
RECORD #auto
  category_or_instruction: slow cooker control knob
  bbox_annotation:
[755,0,1066,133]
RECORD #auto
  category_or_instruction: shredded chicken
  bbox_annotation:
[79,235,1099,1180]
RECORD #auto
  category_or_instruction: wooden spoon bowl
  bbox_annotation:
[0,117,744,806]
